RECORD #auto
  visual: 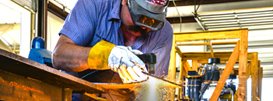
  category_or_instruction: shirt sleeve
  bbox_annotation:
[140,20,173,77]
[152,21,173,77]
[59,0,97,46]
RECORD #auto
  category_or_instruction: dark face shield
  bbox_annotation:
[128,0,168,31]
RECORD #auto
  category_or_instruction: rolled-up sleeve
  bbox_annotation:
[59,0,96,46]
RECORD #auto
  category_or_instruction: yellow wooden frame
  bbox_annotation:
[167,29,261,101]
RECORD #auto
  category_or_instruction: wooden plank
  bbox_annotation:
[174,29,247,42]
[258,64,262,100]
[0,69,64,101]
[177,43,209,46]
[0,49,104,94]
[176,41,237,46]
[178,61,184,99]
[175,46,183,58]
[63,88,73,101]
[84,92,107,101]
[210,41,240,101]
[207,41,215,57]
[168,35,176,100]
[182,52,231,60]
[238,29,248,101]
[177,48,185,100]
[192,60,199,71]
[251,53,258,101]
[168,36,177,80]
[182,61,190,75]
[181,52,255,60]
[168,0,254,7]
[212,41,237,45]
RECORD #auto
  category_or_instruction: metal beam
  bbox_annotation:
[166,16,196,23]
[37,0,48,38]
[48,2,68,20]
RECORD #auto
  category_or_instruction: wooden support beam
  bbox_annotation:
[182,52,231,60]
[258,62,262,100]
[251,53,258,101]
[192,60,199,71]
[207,41,215,57]
[238,29,248,101]
[182,61,190,75]
[176,41,237,46]
[181,52,254,60]
[178,60,185,99]
[174,29,247,42]
[177,47,186,99]
[210,41,240,101]
[177,43,209,46]
[168,34,176,100]
[84,92,107,101]
[177,50,185,80]
[212,41,238,45]
[175,46,183,58]
[168,36,177,80]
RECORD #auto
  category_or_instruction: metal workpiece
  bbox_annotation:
[137,53,156,74]
[0,49,104,94]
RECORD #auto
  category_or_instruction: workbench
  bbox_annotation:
[0,49,104,100]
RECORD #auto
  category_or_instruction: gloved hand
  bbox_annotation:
[117,64,148,83]
[108,46,148,83]
[108,46,145,71]
[87,40,148,83]
[127,46,143,55]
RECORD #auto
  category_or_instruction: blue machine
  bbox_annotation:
[28,37,52,67]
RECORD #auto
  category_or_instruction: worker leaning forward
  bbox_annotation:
[52,0,173,100]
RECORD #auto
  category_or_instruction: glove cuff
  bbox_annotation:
[88,40,115,70]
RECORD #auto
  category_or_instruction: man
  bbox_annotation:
[53,0,173,100]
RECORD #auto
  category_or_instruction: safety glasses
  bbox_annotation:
[130,12,164,31]
[136,15,163,30]
[128,0,166,31]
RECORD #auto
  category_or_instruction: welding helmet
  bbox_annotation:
[128,0,169,31]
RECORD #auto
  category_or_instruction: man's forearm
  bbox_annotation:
[53,35,90,72]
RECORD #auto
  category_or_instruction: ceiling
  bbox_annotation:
[195,6,273,30]
[167,0,273,23]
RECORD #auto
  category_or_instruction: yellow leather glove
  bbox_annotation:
[87,40,148,83]
[87,40,115,70]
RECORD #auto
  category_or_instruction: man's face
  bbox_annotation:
[120,1,151,37]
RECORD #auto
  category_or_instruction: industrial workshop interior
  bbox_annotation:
[1,0,273,101]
